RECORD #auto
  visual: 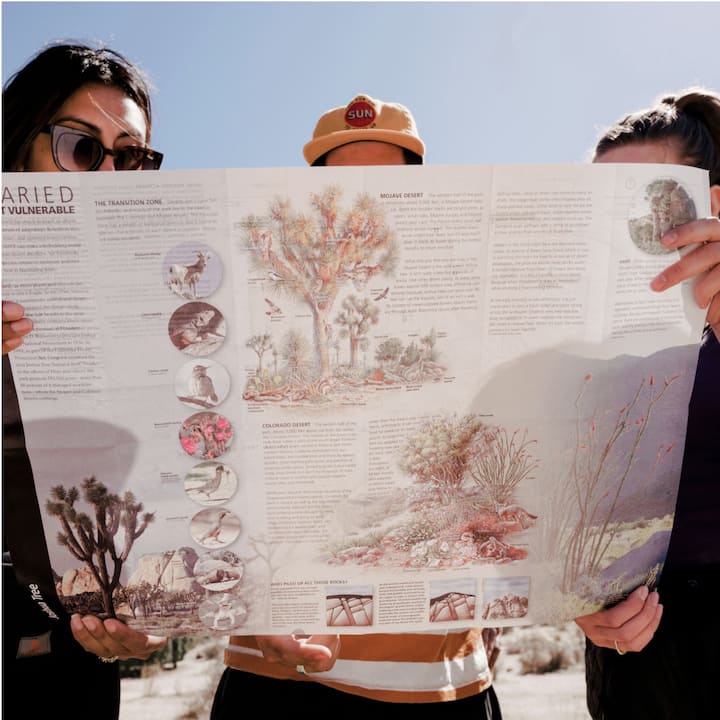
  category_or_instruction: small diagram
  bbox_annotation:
[628,177,696,255]
[168,301,226,357]
[163,241,221,300]
[194,550,244,591]
[325,585,373,627]
[429,578,476,623]
[199,592,248,631]
[481,576,530,620]
[179,411,234,460]
[175,358,230,410]
[184,460,238,506]
[190,507,241,549]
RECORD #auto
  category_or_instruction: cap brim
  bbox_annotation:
[303,129,425,165]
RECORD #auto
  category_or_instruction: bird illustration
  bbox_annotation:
[193,464,227,499]
[188,365,218,404]
[265,298,282,317]
[199,510,231,545]
[373,286,389,301]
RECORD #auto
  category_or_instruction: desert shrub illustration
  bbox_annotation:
[326,414,539,568]
[46,476,155,618]
[373,328,445,383]
[466,427,540,509]
[399,416,538,508]
[398,414,487,504]
[558,372,680,593]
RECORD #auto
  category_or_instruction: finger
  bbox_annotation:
[584,591,662,651]
[302,634,341,668]
[602,602,663,654]
[623,603,663,651]
[586,585,651,629]
[2,301,25,322]
[71,614,166,661]
[2,317,33,354]
[659,217,720,251]
[651,240,720,295]
[70,614,117,658]
[2,335,25,355]
[103,618,167,659]
[257,634,339,672]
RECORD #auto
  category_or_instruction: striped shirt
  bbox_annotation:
[224,629,492,703]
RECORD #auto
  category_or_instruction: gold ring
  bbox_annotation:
[613,640,626,656]
[99,655,119,663]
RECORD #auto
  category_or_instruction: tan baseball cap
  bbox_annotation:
[303,93,425,165]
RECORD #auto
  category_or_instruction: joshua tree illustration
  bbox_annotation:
[246,333,274,373]
[334,294,380,368]
[560,372,679,592]
[46,476,155,618]
[242,185,397,378]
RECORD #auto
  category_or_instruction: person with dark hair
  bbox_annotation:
[574,87,720,720]
[210,94,503,720]
[2,41,166,719]
[2,42,163,350]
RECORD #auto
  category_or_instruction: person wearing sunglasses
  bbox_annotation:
[1,41,164,352]
[2,42,166,719]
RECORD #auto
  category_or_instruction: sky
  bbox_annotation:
[2,1,720,171]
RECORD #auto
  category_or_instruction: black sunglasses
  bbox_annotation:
[41,124,163,171]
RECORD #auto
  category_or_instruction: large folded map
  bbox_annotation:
[2,162,708,636]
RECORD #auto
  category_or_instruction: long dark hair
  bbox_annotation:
[594,87,720,186]
[2,42,154,171]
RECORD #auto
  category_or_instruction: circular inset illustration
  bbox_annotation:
[199,592,248,631]
[194,550,244,591]
[163,241,222,300]
[179,411,234,460]
[168,301,226,357]
[175,358,230,410]
[190,507,241,548]
[628,177,697,255]
[184,460,239,506]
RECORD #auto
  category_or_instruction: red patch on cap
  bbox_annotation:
[344,99,376,128]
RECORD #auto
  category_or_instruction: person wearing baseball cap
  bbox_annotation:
[303,93,425,166]
[211,96,503,720]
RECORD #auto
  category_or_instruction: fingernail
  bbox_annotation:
[638,585,649,600]
[650,273,667,291]
[11,318,32,332]
[661,230,677,246]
